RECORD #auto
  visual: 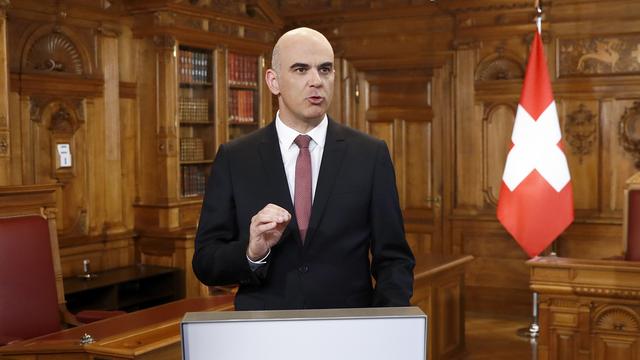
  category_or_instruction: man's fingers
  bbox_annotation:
[263,203,289,213]
[254,221,278,234]
[252,209,291,225]
[260,204,291,219]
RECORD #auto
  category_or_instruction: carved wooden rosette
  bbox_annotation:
[26,32,84,75]
[476,50,524,81]
[564,104,596,163]
[619,101,640,169]
[592,305,640,333]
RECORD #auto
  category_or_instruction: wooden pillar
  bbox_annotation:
[99,25,127,234]
[0,0,10,184]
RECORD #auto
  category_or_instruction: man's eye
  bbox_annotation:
[319,67,332,74]
[294,68,307,73]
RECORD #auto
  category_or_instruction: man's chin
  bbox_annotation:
[303,108,327,121]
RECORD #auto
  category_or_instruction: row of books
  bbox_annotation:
[228,53,258,87]
[179,97,210,123]
[179,49,210,84]
[180,137,205,161]
[181,165,206,197]
[228,89,256,123]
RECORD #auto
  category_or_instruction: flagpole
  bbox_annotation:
[535,0,542,34]
[517,1,545,341]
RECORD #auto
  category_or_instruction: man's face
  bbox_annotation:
[270,36,335,126]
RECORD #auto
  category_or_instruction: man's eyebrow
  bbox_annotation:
[318,62,333,68]
[289,63,310,69]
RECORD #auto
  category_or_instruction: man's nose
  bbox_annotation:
[308,69,322,87]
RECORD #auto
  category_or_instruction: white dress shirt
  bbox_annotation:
[248,112,328,265]
[275,112,328,203]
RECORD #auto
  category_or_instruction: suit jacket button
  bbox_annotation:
[298,265,309,273]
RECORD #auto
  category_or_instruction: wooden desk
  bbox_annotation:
[64,265,182,312]
[2,255,472,360]
[0,296,234,360]
[411,254,474,360]
[528,256,640,360]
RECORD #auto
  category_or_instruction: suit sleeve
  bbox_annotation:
[192,144,267,287]
[370,141,416,306]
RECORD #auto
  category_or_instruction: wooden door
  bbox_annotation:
[356,68,444,257]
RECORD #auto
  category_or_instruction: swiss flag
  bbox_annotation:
[497,30,574,258]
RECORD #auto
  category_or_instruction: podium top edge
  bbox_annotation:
[182,306,426,324]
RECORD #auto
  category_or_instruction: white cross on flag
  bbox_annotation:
[497,30,574,258]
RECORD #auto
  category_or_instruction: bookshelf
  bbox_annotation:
[226,51,262,141]
[133,1,280,299]
[178,46,215,198]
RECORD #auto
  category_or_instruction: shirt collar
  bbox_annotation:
[275,111,328,149]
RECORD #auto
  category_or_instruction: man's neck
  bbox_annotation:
[278,115,324,134]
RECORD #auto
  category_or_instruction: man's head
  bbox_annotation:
[265,27,335,132]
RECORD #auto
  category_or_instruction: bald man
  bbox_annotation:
[193,28,415,310]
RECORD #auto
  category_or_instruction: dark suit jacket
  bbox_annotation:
[192,118,415,310]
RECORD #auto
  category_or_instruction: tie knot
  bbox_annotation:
[294,135,312,149]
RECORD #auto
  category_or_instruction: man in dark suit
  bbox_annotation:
[192,27,414,310]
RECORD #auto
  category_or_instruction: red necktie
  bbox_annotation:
[294,135,312,242]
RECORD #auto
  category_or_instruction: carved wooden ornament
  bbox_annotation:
[619,101,640,169]
[564,104,596,162]
[26,32,83,75]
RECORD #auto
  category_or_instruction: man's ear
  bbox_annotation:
[265,69,280,95]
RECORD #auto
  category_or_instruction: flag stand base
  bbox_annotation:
[517,323,540,338]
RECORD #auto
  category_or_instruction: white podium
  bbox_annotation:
[181,306,427,360]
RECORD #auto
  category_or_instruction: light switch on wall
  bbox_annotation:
[57,143,72,168]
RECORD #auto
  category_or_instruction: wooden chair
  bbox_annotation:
[624,172,640,261]
[0,185,123,346]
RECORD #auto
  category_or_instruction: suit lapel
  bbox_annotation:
[257,123,296,240]
[306,119,347,244]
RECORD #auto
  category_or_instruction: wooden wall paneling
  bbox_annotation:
[135,37,162,207]
[3,4,137,278]
[327,57,343,124]
[120,95,137,230]
[355,71,369,132]
[342,59,358,129]
[453,219,531,314]
[433,59,456,254]
[454,46,483,211]
[23,96,88,242]
[0,3,9,185]
[8,92,21,184]
[155,35,180,205]
[328,58,358,128]
[557,99,600,215]
[556,221,624,260]
[482,102,516,210]
[601,99,638,216]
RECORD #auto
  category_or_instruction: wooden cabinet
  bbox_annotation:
[529,256,640,360]
[411,254,473,360]
[131,2,281,298]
